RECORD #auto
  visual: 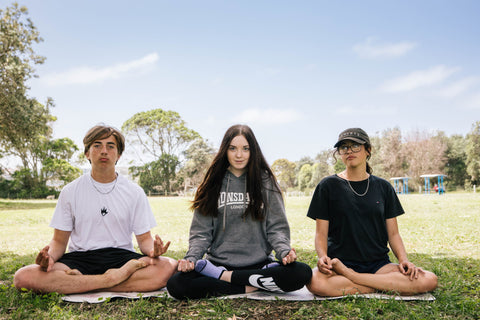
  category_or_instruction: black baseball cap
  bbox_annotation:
[334,128,370,148]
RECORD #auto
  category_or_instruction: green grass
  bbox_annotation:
[1,193,479,319]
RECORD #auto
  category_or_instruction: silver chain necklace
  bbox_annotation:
[346,175,370,196]
[90,173,118,195]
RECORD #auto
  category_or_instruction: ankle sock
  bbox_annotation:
[262,261,281,269]
[195,259,226,279]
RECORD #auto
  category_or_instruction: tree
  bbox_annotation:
[178,138,215,192]
[442,134,468,190]
[373,127,406,179]
[402,130,448,189]
[333,157,346,173]
[122,109,199,159]
[130,154,180,195]
[298,163,313,191]
[271,158,296,190]
[466,121,480,187]
[41,138,82,188]
[310,162,330,187]
[0,4,80,198]
[1,3,45,148]
[313,150,334,182]
[122,108,199,193]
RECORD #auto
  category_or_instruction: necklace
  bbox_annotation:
[90,173,118,195]
[345,175,370,196]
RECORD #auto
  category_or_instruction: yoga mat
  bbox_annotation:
[62,286,435,303]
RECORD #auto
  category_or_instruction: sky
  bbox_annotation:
[7,0,480,166]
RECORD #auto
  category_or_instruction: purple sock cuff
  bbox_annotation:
[195,259,226,279]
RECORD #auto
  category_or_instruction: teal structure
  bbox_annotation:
[390,177,410,194]
[420,174,446,194]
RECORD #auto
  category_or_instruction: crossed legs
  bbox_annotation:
[307,258,438,297]
[14,256,177,294]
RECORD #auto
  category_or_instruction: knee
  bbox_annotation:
[292,262,313,285]
[306,268,333,297]
[154,257,178,288]
[13,266,34,291]
[422,271,438,292]
[166,273,188,300]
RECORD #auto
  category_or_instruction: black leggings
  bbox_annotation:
[167,261,312,300]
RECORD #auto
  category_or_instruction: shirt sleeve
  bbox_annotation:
[131,188,157,235]
[264,186,291,260]
[184,209,215,263]
[49,187,74,231]
[383,179,405,219]
[306,179,330,221]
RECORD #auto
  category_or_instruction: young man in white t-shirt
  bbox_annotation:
[13,124,177,294]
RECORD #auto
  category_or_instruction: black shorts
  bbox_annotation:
[57,248,145,275]
[342,257,391,274]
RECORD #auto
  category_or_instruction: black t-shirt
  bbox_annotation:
[307,174,404,262]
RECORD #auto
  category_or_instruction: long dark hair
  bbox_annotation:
[333,142,373,174]
[191,124,280,221]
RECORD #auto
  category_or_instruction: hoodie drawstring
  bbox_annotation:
[222,174,230,231]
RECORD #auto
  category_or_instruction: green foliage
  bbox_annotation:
[297,163,313,191]
[42,158,82,187]
[0,3,47,150]
[444,134,468,190]
[286,126,478,192]
[333,157,346,173]
[178,138,215,191]
[122,108,200,194]
[466,121,480,186]
[0,4,81,198]
[122,108,199,158]
[0,3,45,112]
[130,154,179,195]
[8,168,53,198]
[271,158,297,189]
[310,161,330,186]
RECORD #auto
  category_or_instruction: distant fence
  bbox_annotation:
[285,191,314,197]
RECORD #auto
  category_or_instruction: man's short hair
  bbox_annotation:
[83,124,125,156]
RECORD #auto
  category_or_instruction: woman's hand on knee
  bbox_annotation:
[399,260,419,280]
[282,248,297,265]
[177,259,194,272]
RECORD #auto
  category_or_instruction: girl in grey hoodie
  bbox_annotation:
[167,124,312,299]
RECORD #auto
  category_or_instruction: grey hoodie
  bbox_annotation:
[184,170,291,267]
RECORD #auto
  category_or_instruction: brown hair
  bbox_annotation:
[83,124,125,156]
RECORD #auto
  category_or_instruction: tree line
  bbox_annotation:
[272,124,480,194]
[1,4,479,198]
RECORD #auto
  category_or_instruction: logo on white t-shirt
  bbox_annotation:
[100,207,109,216]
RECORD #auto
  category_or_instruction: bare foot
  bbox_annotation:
[331,258,354,278]
[104,259,149,286]
[65,269,82,275]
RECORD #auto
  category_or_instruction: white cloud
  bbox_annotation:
[381,65,460,93]
[436,76,479,98]
[236,108,303,125]
[42,53,159,86]
[353,37,417,58]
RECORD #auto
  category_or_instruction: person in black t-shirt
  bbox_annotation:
[306,128,438,297]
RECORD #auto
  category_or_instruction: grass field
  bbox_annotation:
[0,193,479,319]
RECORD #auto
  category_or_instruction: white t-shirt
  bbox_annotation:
[50,173,156,253]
